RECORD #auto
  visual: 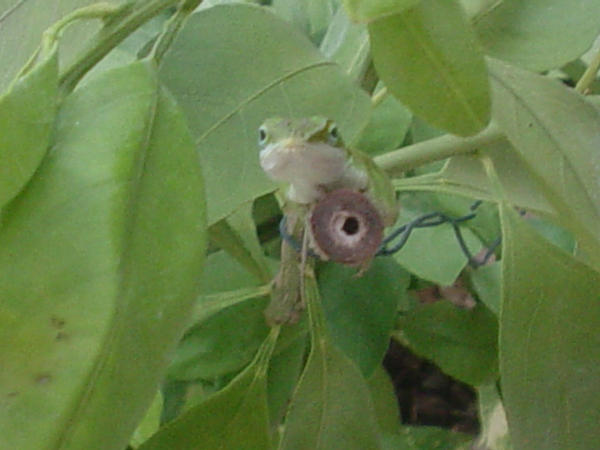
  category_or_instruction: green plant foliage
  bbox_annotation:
[266,334,307,430]
[468,0,600,72]
[369,0,491,136]
[140,328,278,450]
[355,84,413,155]
[167,251,270,381]
[396,301,499,385]
[489,58,600,265]
[279,328,382,449]
[130,392,163,448]
[499,205,600,449]
[0,60,206,449]
[470,262,501,315]
[391,202,482,286]
[209,201,273,283]
[0,0,98,91]
[272,0,338,43]
[2,1,600,448]
[319,257,410,376]
[0,39,57,209]
[367,366,401,435]
[343,0,420,23]
[158,4,370,224]
[319,6,370,81]
[393,140,556,216]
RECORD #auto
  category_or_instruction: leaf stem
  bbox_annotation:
[374,122,504,173]
[150,0,203,65]
[59,0,181,97]
[575,48,600,94]
[371,86,388,108]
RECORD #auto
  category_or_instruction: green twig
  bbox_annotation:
[59,0,180,97]
[575,48,600,94]
[374,122,505,173]
[370,86,388,108]
[150,0,203,65]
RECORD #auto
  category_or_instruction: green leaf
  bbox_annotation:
[319,257,410,376]
[266,334,307,430]
[280,272,382,449]
[476,383,512,450]
[319,6,370,81]
[355,85,412,156]
[167,251,270,381]
[0,40,57,209]
[395,301,498,385]
[499,205,600,449]
[140,328,279,450]
[130,392,164,448]
[469,0,600,72]
[279,337,382,449]
[0,0,99,91]
[159,4,370,224]
[391,200,482,286]
[0,60,206,449]
[209,201,273,284]
[343,0,420,23]
[367,366,401,435]
[489,58,600,266]
[470,262,501,316]
[369,0,491,136]
[272,0,338,43]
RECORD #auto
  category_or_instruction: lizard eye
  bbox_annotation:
[258,126,268,146]
[327,123,340,146]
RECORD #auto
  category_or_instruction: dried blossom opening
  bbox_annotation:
[309,189,384,266]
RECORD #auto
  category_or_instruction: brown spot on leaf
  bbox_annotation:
[50,316,65,329]
[56,331,68,341]
[35,374,52,385]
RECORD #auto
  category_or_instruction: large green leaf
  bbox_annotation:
[319,257,410,376]
[369,0,491,136]
[0,39,57,209]
[367,366,401,435]
[489,58,600,266]
[140,328,278,450]
[159,4,370,224]
[0,0,99,91]
[0,60,206,449]
[499,205,600,449]
[280,274,382,449]
[468,0,600,72]
[395,301,498,385]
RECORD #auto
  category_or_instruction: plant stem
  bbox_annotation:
[371,86,388,108]
[374,122,504,173]
[150,0,203,65]
[575,48,600,94]
[59,0,180,97]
